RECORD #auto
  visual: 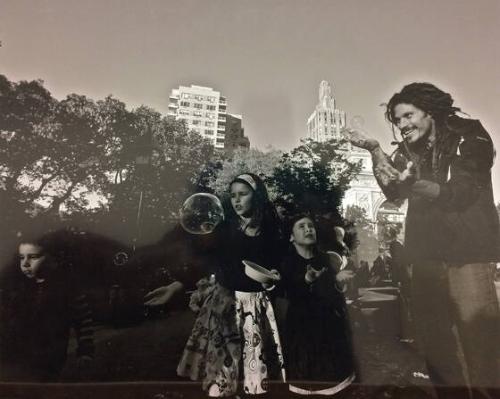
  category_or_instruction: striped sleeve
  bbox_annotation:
[70,292,95,358]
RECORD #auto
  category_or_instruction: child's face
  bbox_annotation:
[291,217,317,247]
[230,182,254,217]
[18,243,46,280]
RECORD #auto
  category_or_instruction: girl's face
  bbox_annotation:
[291,217,317,247]
[18,243,46,280]
[230,182,254,217]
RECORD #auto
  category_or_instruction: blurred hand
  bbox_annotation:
[341,127,380,151]
[261,269,280,290]
[336,270,355,284]
[374,159,401,185]
[305,265,326,284]
[410,179,440,199]
[399,161,416,183]
[268,269,281,281]
[144,281,184,307]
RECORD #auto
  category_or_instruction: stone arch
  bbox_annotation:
[374,199,408,242]
[372,195,387,220]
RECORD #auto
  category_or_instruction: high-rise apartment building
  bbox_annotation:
[224,113,250,155]
[307,81,347,142]
[168,85,228,149]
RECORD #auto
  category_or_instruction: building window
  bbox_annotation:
[206,112,215,119]
[180,101,190,107]
[206,105,216,111]
[179,109,190,116]
[193,111,202,117]
[205,121,214,127]
[205,129,214,135]
[192,119,200,125]
[182,93,191,99]
[207,96,216,103]
[193,103,203,109]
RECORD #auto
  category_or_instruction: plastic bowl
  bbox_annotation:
[243,260,279,284]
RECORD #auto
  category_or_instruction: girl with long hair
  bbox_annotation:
[176,173,286,397]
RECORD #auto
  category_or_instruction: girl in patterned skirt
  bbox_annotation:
[177,173,286,397]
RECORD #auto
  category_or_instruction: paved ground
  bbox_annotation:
[3,285,500,399]
[1,305,435,398]
[55,303,434,398]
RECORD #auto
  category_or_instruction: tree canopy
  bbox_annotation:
[1,74,363,250]
[0,75,215,246]
[270,138,361,219]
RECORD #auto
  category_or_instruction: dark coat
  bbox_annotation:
[378,116,500,264]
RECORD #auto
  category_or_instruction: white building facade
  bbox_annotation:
[307,81,347,142]
[168,85,227,149]
[307,81,405,226]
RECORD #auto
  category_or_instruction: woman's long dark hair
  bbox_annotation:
[226,173,282,240]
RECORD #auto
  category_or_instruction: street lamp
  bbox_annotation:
[133,129,154,250]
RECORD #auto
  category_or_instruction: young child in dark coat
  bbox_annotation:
[0,230,95,382]
[280,213,356,396]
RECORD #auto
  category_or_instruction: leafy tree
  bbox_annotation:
[270,138,360,218]
[344,205,372,230]
[0,75,218,247]
[105,107,217,244]
[208,147,282,198]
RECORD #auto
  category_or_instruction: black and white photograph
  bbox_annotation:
[1,1,499,398]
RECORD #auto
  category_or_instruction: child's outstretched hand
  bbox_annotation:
[305,265,326,284]
[144,281,184,307]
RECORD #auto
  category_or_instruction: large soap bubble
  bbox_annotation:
[350,115,365,130]
[179,193,225,234]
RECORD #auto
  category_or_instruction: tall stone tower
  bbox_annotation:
[307,81,346,142]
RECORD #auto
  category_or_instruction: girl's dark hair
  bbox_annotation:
[227,173,281,238]
[285,212,315,238]
[385,82,461,125]
[17,229,73,261]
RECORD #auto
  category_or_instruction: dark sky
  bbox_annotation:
[1,0,499,199]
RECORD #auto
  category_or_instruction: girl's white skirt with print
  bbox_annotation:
[177,283,285,397]
[235,290,286,395]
